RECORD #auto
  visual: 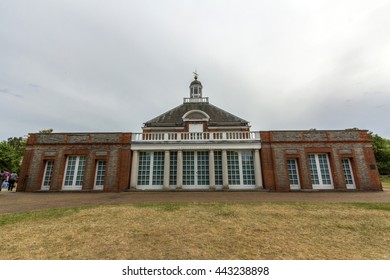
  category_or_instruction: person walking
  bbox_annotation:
[8,172,18,191]
[2,170,9,182]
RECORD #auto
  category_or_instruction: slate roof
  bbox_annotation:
[144,101,249,127]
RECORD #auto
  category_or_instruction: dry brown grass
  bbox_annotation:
[1,202,389,260]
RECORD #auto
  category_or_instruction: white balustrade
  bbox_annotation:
[183,97,209,103]
[133,131,260,142]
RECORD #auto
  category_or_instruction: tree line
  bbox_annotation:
[369,132,390,175]
[0,129,52,173]
[0,129,389,175]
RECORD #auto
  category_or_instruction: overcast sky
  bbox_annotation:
[1,0,389,141]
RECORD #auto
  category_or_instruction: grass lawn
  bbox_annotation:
[381,176,390,189]
[1,202,389,260]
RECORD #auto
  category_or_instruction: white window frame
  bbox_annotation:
[169,151,177,186]
[308,154,334,190]
[241,151,256,186]
[137,152,164,189]
[214,151,223,186]
[341,158,356,189]
[287,159,300,190]
[94,160,106,191]
[41,160,54,191]
[62,155,86,191]
[227,151,256,189]
[182,151,210,189]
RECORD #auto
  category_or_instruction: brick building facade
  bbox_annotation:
[17,75,382,192]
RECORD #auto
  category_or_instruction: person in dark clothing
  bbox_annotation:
[8,173,18,191]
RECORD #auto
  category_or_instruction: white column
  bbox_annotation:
[222,150,229,189]
[163,150,170,190]
[209,150,215,190]
[254,149,263,188]
[130,150,139,190]
[176,150,183,189]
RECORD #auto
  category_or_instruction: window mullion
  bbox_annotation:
[238,152,244,186]
[315,155,322,185]
[149,153,154,186]
[73,157,80,186]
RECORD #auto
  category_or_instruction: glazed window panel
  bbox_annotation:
[63,155,86,188]
[318,154,332,185]
[75,156,86,186]
[241,151,255,185]
[308,154,320,185]
[152,152,164,185]
[308,154,333,188]
[64,156,77,186]
[169,152,177,185]
[42,160,54,187]
[95,160,106,186]
[287,159,300,186]
[137,152,151,185]
[214,151,223,185]
[183,152,195,185]
[197,151,209,185]
[227,151,240,185]
[342,159,355,187]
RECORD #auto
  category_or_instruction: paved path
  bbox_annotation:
[1,189,390,214]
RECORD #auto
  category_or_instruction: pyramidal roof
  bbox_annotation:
[144,74,249,128]
[144,101,249,127]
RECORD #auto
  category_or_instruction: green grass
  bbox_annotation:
[381,176,390,189]
[0,207,88,226]
[350,202,390,211]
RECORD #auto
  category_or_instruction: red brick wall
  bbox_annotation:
[18,130,382,192]
[18,133,132,192]
[260,130,382,191]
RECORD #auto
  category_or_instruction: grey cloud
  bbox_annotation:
[0,88,23,98]
[0,0,389,140]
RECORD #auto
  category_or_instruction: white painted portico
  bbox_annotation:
[129,74,263,191]
[130,131,262,190]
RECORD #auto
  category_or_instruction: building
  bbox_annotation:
[17,75,382,192]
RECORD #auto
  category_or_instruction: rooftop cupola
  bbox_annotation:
[183,72,209,104]
[189,72,203,98]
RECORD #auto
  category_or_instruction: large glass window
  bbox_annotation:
[182,151,209,187]
[94,160,106,189]
[197,151,209,185]
[138,152,165,186]
[183,152,195,185]
[308,154,333,189]
[308,155,319,185]
[42,160,54,190]
[287,159,300,189]
[214,151,223,185]
[138,152,151,185]
[227,151,240,185]
[135,150,256,188]
[63,156,86,190]
[152,152,164,185]
[318,154,332,185]
[242,151,255,185]
[342,159,356,189]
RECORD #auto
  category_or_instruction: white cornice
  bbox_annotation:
[131,142,261,151]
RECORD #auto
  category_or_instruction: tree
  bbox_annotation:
[38,129,53,134]
[0,137,26,173]
[369,132,390,175]
[0,129,53,173]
